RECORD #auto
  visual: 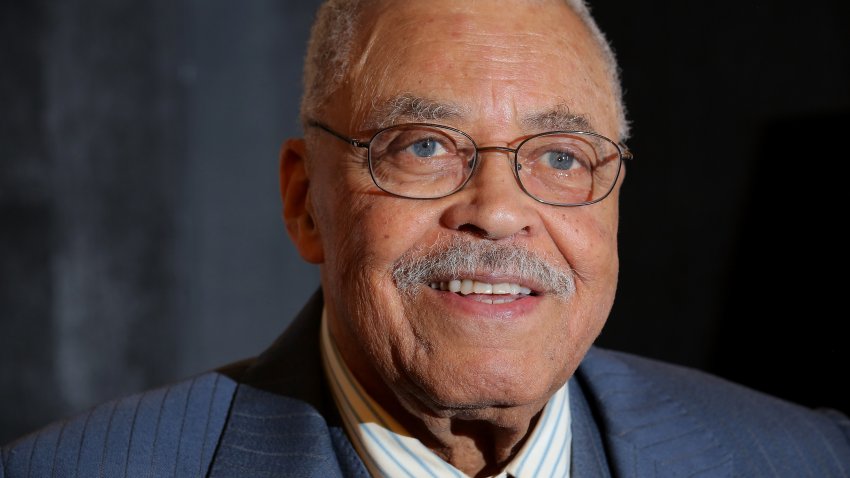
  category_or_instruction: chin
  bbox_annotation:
[402,349,568,415]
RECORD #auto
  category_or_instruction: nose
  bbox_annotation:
[440,148,540,240]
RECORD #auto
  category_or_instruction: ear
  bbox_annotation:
[280,138,324,263]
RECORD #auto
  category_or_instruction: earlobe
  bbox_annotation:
[280,138,324,264]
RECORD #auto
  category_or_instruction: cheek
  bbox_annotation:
[544,207,619,369]
[310,162,376,259]
[321,195,447,386]
[337,198,442,270]
[548,204,619,278]
[315,174,440,306]
[545,204,619,340]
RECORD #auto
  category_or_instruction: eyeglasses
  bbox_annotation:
[307,120,633,207]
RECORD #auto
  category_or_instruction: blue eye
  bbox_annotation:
[410,138,439,157]
[545,151,577,170]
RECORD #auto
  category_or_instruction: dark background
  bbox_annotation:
[2,0,848,444]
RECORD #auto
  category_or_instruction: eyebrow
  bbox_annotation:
[363,94,594,133]
[364,94,466,129]
[522,105,594,132]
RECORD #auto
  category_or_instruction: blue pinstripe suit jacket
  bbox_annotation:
[3,291,850,477]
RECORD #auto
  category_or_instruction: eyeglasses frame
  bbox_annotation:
[307,119,633,207]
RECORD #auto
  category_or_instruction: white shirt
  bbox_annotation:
[320,309,572,477]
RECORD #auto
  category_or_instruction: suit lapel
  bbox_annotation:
[209,290,369,477]
[209,385,348,478]
[574,348,733,477]
[569,378,614,477]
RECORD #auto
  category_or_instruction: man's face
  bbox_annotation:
[292,0,622,422]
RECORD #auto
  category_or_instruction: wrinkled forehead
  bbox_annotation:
[334,0,618,138]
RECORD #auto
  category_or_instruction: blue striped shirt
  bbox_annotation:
[320,309,572,477]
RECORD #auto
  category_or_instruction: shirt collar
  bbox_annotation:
[320,307,572,477]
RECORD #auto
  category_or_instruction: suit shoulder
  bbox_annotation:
[582,347,849,425]
[1,372,237,478]
[578,347,850,473]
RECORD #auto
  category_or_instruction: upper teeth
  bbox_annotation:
[428,279,532,295]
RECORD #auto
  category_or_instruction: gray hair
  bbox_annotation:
[392,235,576,300]
[300,0,630,140]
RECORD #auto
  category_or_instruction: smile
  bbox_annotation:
[428,279,533,297]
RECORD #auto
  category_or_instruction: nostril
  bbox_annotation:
[457,223,489,238]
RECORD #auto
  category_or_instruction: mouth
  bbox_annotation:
[427,279,536,304]
[392,236,575,303]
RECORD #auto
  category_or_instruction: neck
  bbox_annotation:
[322,310,555,476]
[414,409,544,477]
[376,383,548,477]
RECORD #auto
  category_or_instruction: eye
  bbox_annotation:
[407,137,446,158]
[544,150,579,170]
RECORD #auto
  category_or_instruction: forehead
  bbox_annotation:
[338,0,617,137]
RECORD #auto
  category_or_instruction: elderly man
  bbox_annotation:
[3,0,849,476]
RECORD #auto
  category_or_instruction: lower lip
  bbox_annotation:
[424,286,542,320]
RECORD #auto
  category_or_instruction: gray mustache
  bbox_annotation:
[391,236,575,299]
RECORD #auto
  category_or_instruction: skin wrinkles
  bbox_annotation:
[343,5,614,132]
[362,93,597,148]
[282,0,622,476]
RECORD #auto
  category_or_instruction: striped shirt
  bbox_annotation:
[320,309,572,478]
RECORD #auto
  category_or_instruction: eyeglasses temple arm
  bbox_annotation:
[619,143,634,161]
[307,120,370,148]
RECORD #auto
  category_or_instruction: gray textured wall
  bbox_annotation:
[1,0,322,441]
[2,0,848,443]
